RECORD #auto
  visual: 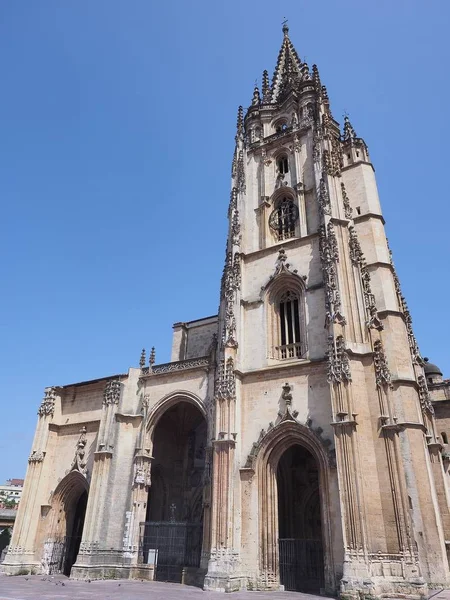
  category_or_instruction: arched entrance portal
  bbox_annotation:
[63,489,88,575]
[44,471,89,576]
[144,401,206,583]
[277,444,324,592]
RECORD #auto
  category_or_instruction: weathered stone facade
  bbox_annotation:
[3,25,450,597]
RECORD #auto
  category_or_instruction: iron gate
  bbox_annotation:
[279,538,324,592]
[140,522,202,582]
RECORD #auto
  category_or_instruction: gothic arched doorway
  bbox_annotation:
[63,489,88,575]
[277,444,324,592]
[257,421,334,593]
[144,401,207,583]
[43,471,89,576]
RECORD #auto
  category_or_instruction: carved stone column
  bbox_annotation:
[204,359,243,592]
[79,380,121,551]
[4,387,59,572]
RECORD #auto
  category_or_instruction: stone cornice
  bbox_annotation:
[341,160,375,173]
[115,413,144,423]
[241,232,319,264]
[235,357,326,379]
[352,212,386,225]
[48,420,100,432]
[377,308,408,322]
[94,450,113,459]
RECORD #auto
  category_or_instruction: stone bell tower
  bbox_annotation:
[205,23,450,596]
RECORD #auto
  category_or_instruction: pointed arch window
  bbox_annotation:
[269,197,298,241]
[278,290,302,359]
[277,156,289,175]
[267,278,307,361]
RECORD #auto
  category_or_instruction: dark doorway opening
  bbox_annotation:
[142,402,206,583]
[277,444,324,592]
[63,490,88,575]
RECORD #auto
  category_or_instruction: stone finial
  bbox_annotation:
[282,19,289,37]
[278,247,287,263]
[251,84,260,106]
[38,387,57,418]
[139,348,146,368]
[282,382,292,405]
[343,115,357,142]
[70,426,88,477]
[262,69,271,103]
[103,380,121,406]
[301,60,310,81]
[236,105,244,139]
[312,64,321,91]
[149,347,156,367]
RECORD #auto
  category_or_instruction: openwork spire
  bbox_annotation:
[271,24,303,102]
[343,115,357,142]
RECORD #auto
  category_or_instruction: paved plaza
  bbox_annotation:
[1,575,450,600]
[0,574,326,600]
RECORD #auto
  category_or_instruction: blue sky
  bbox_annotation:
[1,1,449,483]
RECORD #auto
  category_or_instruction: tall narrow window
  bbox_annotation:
[277,290,302,359]
[277,156,289,174]
[269,197,298,241]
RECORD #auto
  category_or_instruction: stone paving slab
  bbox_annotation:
[0,574,324,600]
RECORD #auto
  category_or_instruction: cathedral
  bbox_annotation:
[4,25,450,598]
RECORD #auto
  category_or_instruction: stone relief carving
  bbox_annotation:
[387,241,422,364]
[318,177,331,216]
[103,380,121,406]
[141,357,209,378]
[327,335,352,384]
[28,450,45,463]
[348,226,383,331]
[231,152,237,177]
[133,459,151,487]
[373,340,393,389]
[220,248,241,348]
[150,357,209,375]
[38,387,57,418]
[312,125,323,164]
[236,150,246,193]
[341,182,353,219]
[231,208,240,245]
[331,135,343,176]
[70,427,88,477]
[323,149,332,175]
[319,224,346,326]
[141,394,150,411]
[228,187,237,216]
[215,357,235,400]
[418,375,434,415]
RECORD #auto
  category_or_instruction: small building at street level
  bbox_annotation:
[4,25,450,598]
